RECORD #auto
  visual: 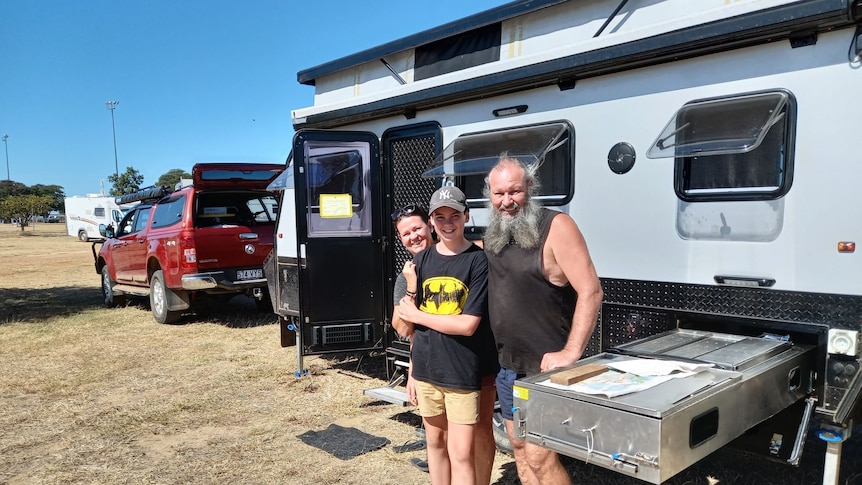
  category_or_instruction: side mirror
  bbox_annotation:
[100,224,115,238]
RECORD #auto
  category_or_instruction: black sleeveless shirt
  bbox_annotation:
[486,209,577,375]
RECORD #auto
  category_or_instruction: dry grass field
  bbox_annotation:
[1,222,860,484]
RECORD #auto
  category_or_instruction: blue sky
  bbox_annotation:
[1,0,505,197]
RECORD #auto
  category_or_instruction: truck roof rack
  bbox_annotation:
[115,185,171,205]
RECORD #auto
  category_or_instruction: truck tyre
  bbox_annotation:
[150,270,181,324]
[78,230,88,242]
[101,266,126,307]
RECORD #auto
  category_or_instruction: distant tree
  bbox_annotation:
[108,167,144,197]
[156,169,192,190]
[0,194,53,231]
[0,180,28,201]
[28,184,65,211]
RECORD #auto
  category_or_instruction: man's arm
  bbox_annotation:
[540,214,603,372]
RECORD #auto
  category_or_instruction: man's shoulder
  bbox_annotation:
[545,208,577,230]
[545,208,587,252]
[542,207,567,220]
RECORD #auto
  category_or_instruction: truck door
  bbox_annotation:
[291,130,386,357]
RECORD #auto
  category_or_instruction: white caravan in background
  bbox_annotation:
[64,195,125,242]
[265,1,862,483]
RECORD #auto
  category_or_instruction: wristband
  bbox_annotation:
[405,290,416,298]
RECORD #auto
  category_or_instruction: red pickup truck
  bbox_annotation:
[94,163,283,323]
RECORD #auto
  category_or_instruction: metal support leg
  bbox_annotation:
[288,316,308,378]
[818,420,852,485]
[823,441,842,485]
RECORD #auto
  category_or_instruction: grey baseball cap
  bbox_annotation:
[429,186,467,214]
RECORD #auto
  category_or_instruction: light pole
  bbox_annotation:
[105,100,119,178]
[2,134,8,181]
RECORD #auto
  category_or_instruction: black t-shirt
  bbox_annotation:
[487,209,577,375]
[410,244,498,390]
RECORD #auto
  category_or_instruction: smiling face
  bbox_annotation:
[488,162,530,219]
[395,214,433,255]
[430,206,468,243]
[483,158,542,254]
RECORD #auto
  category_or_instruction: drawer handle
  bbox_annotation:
[561,419,597,461]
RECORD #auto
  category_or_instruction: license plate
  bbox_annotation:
[236,269,263,280]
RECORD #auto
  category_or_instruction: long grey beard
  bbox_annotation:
[484,199,542,254]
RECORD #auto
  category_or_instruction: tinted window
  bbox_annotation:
[151,195,186,229]
[133,208,151,233]
[415,23,501,81]
[246,196,278,223]
[199,168,277,182]
[195,192,277,228]
[442,122,574,206]
[302,141,373,238]
[648,90,795,202]
[307,150,363,211]
[118,207,152,236]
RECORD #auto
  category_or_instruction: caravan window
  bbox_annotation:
[648,90,795,202]
[425,122,574,206]
[415,23,501,81]
[94,207,106,219]
[307,150,363,212]
[303,142,373,238]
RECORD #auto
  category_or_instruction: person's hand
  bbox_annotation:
[399,296,422,321]
[402,261,417,288]
[540,348,581,372]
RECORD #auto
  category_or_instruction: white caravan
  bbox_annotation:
[64,195,125,242]
[266,0,862,483]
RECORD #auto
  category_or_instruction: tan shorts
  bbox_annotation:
[414,379,481,425]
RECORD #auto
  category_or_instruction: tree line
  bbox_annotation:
[0,167,191,230]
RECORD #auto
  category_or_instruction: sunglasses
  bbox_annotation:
[390,204,426,221]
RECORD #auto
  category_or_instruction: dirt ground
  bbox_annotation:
[1,222,860,484]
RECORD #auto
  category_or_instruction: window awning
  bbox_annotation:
[266,155,294,192]
[646,91,789,159]
[422,122,569,177]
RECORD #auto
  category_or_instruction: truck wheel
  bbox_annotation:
[150,270,181,324]
[78,230,88,242]
[101,266,126,307]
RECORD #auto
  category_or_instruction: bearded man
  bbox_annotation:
[484,155,603,485]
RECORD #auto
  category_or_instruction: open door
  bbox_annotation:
[291,130,386,358]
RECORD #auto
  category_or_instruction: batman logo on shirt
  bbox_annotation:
[419,276,469,315]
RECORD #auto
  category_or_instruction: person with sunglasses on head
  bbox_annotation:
[390,203,434,410]
[392,202,497,484]
[397,186,498,485]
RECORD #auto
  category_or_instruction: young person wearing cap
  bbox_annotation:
[398,186,498,485]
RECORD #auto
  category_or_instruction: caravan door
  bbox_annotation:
[291,130,386,355]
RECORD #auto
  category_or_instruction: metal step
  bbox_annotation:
[364,386,409,406]
[112,284,150,297]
